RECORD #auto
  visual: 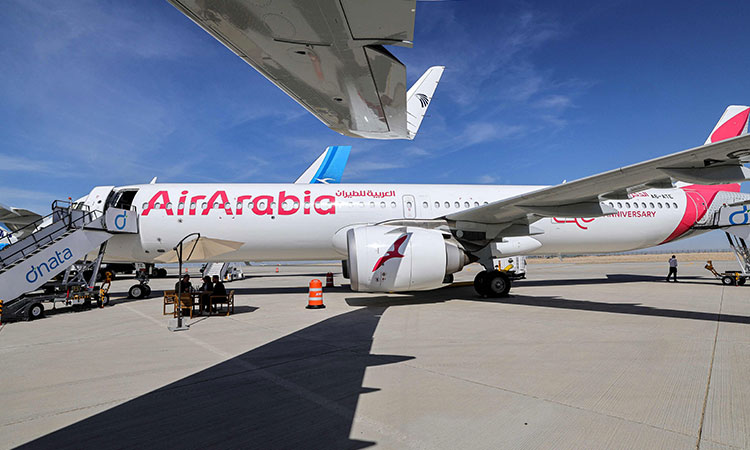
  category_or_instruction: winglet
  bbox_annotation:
[294,146,352,184]
[705,105,750,144]
[406,66,445,139]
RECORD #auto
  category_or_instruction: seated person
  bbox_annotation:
[211,275,227,311]
[199,276,213,311]
[175,274,193,294]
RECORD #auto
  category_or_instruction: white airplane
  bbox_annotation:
[91,105,750,297]
[2,107,750,303]
[166,0,444,139]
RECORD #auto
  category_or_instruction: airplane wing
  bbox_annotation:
[0,203,43,239]
[295,145,351,184]
[167,0,440,140]
[447,134,750,230]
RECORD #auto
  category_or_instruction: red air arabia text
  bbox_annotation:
[141,190,336,216]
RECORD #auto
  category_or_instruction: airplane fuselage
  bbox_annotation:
[100,183,746,263]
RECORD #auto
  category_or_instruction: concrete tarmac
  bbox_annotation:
[0,261,748,449]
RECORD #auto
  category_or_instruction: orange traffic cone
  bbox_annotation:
[325,272,334,288]
[306,279,325,309]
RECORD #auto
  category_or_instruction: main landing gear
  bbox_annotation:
[474,270,512,298]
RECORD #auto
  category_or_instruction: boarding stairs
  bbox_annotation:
[693,200,750,275]
[203,262,244,282]
[0,200,138,304]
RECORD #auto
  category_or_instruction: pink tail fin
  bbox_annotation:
[705,105,750,144]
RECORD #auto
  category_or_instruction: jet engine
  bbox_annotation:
[347,226,467,292]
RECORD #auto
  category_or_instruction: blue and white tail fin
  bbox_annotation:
[705,105,750,145]
[294,145,351,184]
[406,66,445,140]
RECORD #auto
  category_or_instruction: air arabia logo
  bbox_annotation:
[141,189,336,217]
[372,234,409,272]
[416,93,429,108]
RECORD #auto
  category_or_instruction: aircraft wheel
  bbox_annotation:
[486,271,512,298]
[128,284,145,299]
[474,271,490,296]
[739,277,746,286]
[722,275,736,286]
[142,285,152,298]
[28,303,45,320]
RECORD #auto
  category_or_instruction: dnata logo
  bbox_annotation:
[729,205,750,225]
[26,248,74,284]
[115,211,127,230]
[416,93,429,108]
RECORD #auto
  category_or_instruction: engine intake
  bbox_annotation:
[347,226,467,292]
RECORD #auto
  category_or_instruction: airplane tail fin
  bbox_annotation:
[705,105,750,144]
[406,66,445,140]
[294,145,351,184]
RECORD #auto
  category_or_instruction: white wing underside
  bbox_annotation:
[167,0,435,140]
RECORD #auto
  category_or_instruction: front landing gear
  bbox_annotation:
[474,270,511,297]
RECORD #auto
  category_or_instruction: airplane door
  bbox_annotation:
[80,186,115,212]
[403,195,416,218]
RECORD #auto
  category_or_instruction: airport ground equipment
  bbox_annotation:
[693,202,750,285]
[203,262,245,282]
[704,260,746,286]
[495,256,527,280]
[307,279,325,309]
[0,199,137,320]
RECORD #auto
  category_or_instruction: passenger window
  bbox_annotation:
[369,202,375,208]
[617,202,622,208]
[609,202,614,207]
[434,202,440,208]
[474,202,479,207]
[464,202,470,208]
[358,202,364,208]
[454,202,460,208]
[633,202,638,209]
[444,202,450,208]
[657,202,662,208]
[406,201,413,208]
[642,202,646,209]
[423,202,429,208]
[380,202,386,208]
[625,202,630,208]
[665,203,671,209]
[673,202,678,208]
[483,202,488,205]
[142,203,148,210]
[390,202,397,208]
[649,202,654,208]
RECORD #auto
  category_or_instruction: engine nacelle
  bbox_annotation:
[347,226,467,292]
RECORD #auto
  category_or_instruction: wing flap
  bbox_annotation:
[167,0,417,139]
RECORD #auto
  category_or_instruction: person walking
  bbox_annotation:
[667,255,678,282]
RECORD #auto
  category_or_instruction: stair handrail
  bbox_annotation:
[0,202,101,267]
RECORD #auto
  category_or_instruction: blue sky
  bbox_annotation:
[1,0,749,250]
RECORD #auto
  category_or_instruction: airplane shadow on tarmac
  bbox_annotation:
[346,284,750,325]
[21,307,412,450]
